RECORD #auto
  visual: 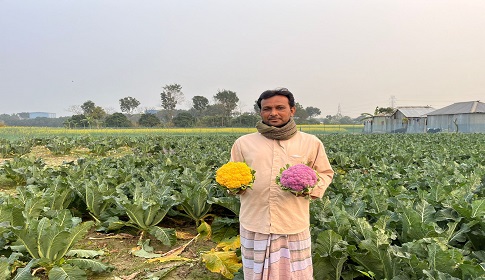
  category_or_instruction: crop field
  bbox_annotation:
[0,131,484,279]
[0,124,363,140]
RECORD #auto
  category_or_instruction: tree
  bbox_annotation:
[192,96,209,112]
[204,104,226,116]
[138,113,161,127]
[105,113,132,127]
[119,97,140,114]
[214,89,239,126]
[214,90,239,116]
[79,100,106,127]
[90,106,106,128]
[173,112,196,127]
[253,101,260,114]
[305,106,321,118]
[293,102,309,123]
[339,116,355,124]
[374,106,394,115]
[81,100,96,115]
[197,104,226,126]
[231,113,260,127]
[160,84,184,123]
[67,114,89,128]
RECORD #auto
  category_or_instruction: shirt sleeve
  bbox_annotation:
[310,139,334,199]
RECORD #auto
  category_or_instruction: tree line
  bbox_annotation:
[0,84,364,128]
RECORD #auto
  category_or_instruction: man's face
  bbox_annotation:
[260,95,296,127]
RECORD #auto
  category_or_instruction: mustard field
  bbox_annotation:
[0,124,363,140]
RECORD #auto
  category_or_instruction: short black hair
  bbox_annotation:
[256,88,295,109]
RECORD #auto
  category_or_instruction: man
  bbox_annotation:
[230,88,334,279]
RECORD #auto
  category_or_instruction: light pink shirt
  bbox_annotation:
[230,131,334,234]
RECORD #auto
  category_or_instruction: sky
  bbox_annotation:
[1,0,484,118]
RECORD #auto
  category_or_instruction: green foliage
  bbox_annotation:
[65,114,88,128]
[80,101,96,115]
[119,96,140,114]
[230,113,259,127]
[173,112,196,127]
[0,139,13,157]
[10,209,111,278]
[192,95,209,111]
[138,113,161,127]
[0,157,45,186]
[104,112,132,127]
[2,133,485,279]
[306,106,321,118]
[214,90,238,115]
[311,133,485,279]
[68,175,119,229]
[174,168,215,226]
[293,102,309,121]
[374,106,395,115]
[160,84,183,111]
[45,136,76,155]
[115,174,179,246]
[161,83,184,123]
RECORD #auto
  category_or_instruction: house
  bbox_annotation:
[145,109,158,115]
[363,113,393,133]
[390,106,435,133]
[364,106,435,134]
[17,112,56,119]
[426,101,485,133]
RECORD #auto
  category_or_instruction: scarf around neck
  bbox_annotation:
[256,118,297,140]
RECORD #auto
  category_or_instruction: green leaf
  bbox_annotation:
[426,242,463,277]
[131,239,161,259]
[177,172,214,225]
[208,196,240,216]
[0,258,11,280]
[145,201,175,228]
[45,231,71,262]
[12,259,37,280]
[54,221,94,263]
[211,217,239,243]
[459,262,485,279]
[148,226,176,246]
[314,230,347,257]
[398,200,439,241]
[471,199,485,219]
[350,218,396,280]
[65,250,104,258]
[48,265,87,280]
[65,258,113,273]
[122,203,148,229]
[12,225,40,259]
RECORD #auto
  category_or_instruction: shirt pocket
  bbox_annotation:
[288,154,309,165]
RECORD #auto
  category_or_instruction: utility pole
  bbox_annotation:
[390,95,397,108]
[336,104,342,118]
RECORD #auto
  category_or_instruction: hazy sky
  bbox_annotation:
[1,0,484,118]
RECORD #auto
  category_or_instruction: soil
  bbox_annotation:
[80,224,225,280]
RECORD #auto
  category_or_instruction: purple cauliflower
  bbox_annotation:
[277,164,318,194]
